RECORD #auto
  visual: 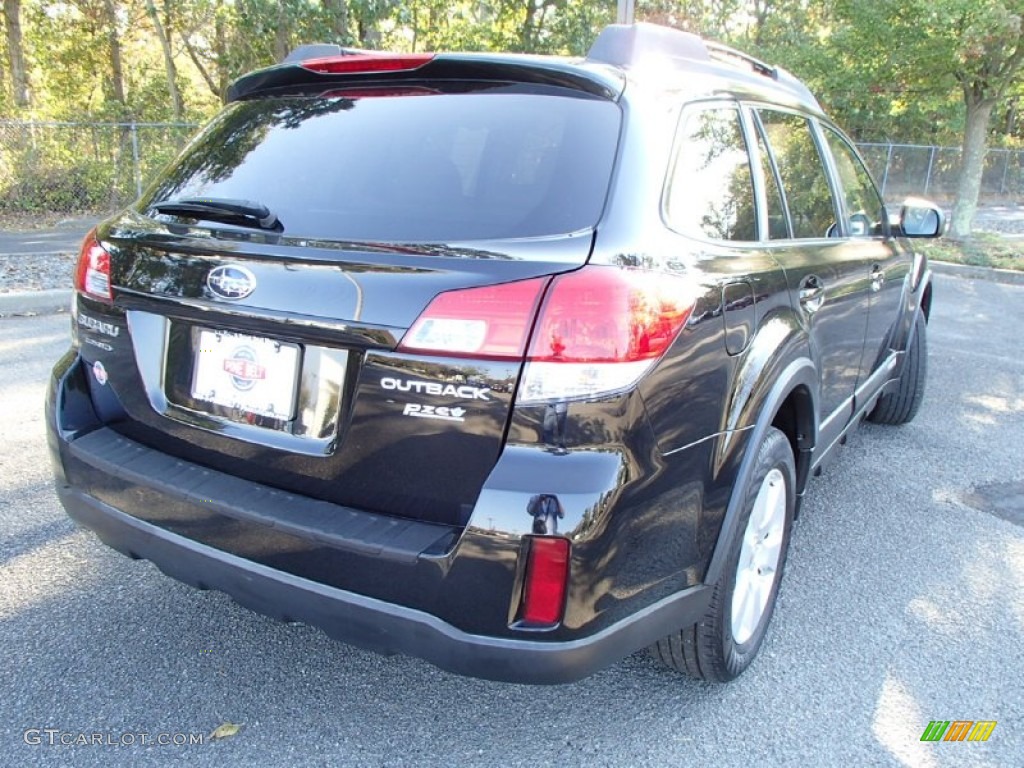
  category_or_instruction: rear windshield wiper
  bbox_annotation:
[149,197,282,231]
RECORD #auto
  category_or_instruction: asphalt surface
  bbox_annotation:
[1,274,1022,767]
[0,217,99,256]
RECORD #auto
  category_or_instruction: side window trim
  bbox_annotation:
[737,105,769,242]
[746,107,794,241]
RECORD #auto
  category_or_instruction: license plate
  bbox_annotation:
[191,330,300,420]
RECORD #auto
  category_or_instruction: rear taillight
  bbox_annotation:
[397,277,550,360]
[518,266,696,403]
[300,53,435,75]
[520,537,570,626]
[74,231,113,303]
[397,267,694,400]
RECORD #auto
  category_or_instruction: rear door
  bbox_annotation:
[751,108,874,447]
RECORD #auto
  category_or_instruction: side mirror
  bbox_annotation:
[898,199,945,238]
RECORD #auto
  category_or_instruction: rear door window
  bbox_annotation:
[756,110,839,239]
[142,87,622,243]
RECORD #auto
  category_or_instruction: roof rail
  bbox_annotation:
[587,23,709,69]
[586,23,819,109]
[704,41,778,80]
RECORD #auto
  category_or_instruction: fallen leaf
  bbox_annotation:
[210,722,243,740]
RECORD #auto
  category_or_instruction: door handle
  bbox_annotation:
[798,275,825,313]
[870,265,885,292]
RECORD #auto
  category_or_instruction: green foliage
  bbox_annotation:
[3,0,1024,224]
[0,161,115,212]
[919,233,1024,271]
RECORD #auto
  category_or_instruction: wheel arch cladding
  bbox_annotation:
[705,357,817,585]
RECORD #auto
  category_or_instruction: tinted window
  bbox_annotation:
[752,117,790,239]
[822,127,888,237]
[142,88,621,242]
[757,111,838,239]
[665,107,756,241]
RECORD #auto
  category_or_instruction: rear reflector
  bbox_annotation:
[521,537,570,626]
[300,53,435,75]
[74,231,113,303]
[518,266,696,403]
[398,277,550,359]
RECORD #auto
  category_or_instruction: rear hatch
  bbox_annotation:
[84,57,623,527]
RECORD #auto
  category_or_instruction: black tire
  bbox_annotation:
[651,426,796,682]
[869,311,927,425]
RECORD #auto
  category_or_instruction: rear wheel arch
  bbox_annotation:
[769,384,815,497]
[652,424,797,681]
[706,357,817,585]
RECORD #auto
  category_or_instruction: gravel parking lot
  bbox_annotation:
[1,273,1021,767]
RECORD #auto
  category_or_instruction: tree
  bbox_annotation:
[829,0,1024,238]
[322,0,349,44]
[101,0,128,109]
[947,4,1024,236]
[3,0,29,106]
[144,0,184,118]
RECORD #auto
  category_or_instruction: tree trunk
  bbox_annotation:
[521,0,537,51]
[144,0,184,119]
[215,4,228,99]
[322,0,349,44]
[274,1,291,61]
[101,0,127,108]
[3,0,30,107]
[950,95,995,239]
[182,34,220,99]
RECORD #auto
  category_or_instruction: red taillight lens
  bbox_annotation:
[528,266,694,363]
[397,277,550,360]
[518,266,696,403]
[521,537,570,626]
[74,231,113,303]
[300,53,435,75]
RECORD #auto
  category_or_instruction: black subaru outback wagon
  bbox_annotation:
[46,23,942,683]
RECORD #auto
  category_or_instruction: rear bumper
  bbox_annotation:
[46,352,712,683]
[57,485,708,683]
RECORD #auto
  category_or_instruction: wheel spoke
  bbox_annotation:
[739,581,759,637]
[760,477,783,533]
[754,485,774,532]
[757,537,782,569]
[731,463,789,646]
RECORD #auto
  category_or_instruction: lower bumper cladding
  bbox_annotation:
[58,486,709,683]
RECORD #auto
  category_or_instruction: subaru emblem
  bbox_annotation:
[207,265,256,301]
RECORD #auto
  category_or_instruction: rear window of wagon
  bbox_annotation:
[142,87,622,243]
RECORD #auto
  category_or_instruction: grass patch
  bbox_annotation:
[920,232,1024,272]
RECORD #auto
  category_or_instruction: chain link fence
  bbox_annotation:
[3,121,1024,216]
[856,143,1024,203]
[0,121,198,215]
